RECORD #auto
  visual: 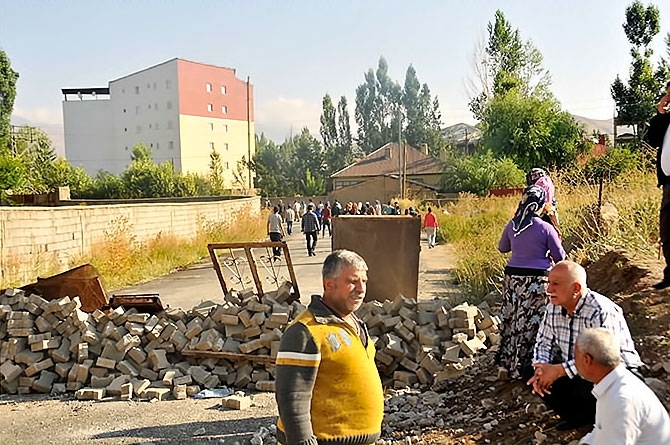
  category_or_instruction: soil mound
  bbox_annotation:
[585,250,651,297]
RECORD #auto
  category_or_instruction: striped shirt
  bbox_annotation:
[301,210,320,233]
[533,289,642,378]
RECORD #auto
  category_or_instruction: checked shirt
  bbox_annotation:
[533,289,642,378]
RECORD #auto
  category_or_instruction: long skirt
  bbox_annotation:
[495,274,548,379]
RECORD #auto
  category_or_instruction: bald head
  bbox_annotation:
[552,260,587,289]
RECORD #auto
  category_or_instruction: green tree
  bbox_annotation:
[41,158,92,198]
[440,152,525,196]
[611,1,668,142]
[337,96,353,152]
[469,10,550,120]
[250,133,293,196]
[0,50,19,152]
[320,94,338,152]
[209,148,225,194]
[321,94,354,187]
[0,152,26,190]
[403,65,422,148]
[480,90,587,170]
[355,57,402,154]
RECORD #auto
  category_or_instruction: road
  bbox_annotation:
[118,229,458,310]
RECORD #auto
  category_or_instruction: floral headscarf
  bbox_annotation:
[511,185,546,236]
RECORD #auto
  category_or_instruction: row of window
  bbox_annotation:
[124,122,229,133]
[209,142,229,151]
[124,141,174,151]
[334,180,361,190]
[207,103,227,114]
[206,83,227,95]
[123,101,173,115]
[121,80,172,95]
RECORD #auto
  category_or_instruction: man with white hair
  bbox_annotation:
[527,260,643,430]
[575,328,670,444]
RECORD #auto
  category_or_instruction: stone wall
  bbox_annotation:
[0,197,259,285]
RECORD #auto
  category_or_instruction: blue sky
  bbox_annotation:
[2,0,670,153]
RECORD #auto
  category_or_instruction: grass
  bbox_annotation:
[85,205,268,290]
[436,171,661,303]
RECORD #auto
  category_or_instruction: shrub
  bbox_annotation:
[441,153,525,196]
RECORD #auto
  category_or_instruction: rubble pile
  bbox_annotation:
[0,283,303,400]
[357,296,501,388]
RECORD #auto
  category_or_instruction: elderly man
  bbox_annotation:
[575,328,670,444]
[527,260,643,430]
[275,250,384,445]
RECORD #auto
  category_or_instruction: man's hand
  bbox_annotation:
[527,363,566,396]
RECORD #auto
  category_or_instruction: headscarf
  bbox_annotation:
[526,168,547,186]
[511,185,546,236]
[526,167,555,206]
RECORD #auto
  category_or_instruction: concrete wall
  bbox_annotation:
[0,197,258,286]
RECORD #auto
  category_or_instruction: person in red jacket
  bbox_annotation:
[423,207,439,248]
[321,203,332,237]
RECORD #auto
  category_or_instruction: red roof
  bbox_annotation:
[331,142,442,178]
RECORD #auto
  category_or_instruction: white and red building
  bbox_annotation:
[62,58,254,186]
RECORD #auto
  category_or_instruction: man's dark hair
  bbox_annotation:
[273,206,279,213]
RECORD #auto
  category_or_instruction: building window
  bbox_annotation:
[224,162,229,169]
[149,123,152,129]
[147,83,150,89]
[224,143,229,151]
[136,125,141,134]
[209,123,214,131]
[169,141,174,150]
[150,143,153,148]
[122,88,125,94]
[166,80,172,89]
[206,83,212,92]
[167,101,173,110]
[221,105,227,114]
[124,127,127,132]
[135,105,140,115]
[148,104,152,110]
[167,121,173,129]
[154,103,158,110]
[125,146,128,151]
[209,142,215,150]
[207,103,213,112]
[153,82,157,90]
[221,86,227,94]
[222,124,228,132]
[155,122,159,130]
[156,142,160,150]
[123,108,126,113]
[135,86,139,94]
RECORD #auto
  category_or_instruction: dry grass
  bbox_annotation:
[86,205,267,290]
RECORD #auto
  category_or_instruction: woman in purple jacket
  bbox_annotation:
[496,185,566,380]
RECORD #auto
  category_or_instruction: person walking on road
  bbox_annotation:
[321,203,332,237]
[285,206,295,236]
[301,204,320,256]
[275,250,384,445]
[423,207,439,248]
[267,206,285,260]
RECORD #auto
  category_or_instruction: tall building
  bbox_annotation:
[62,58,255,187]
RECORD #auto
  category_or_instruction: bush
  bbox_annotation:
[441,153,525,196]
[581,146,641,183]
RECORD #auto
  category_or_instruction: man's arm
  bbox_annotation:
[275,322,320,445]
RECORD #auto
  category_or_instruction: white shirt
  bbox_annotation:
[285,208,295,222]
[580,365,670,445]
[267,213,284,234]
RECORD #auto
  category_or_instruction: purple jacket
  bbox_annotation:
[499,217,565,271]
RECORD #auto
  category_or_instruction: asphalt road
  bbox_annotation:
[118,230,333,310]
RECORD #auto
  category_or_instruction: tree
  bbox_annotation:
[337,96,353,152]
[320,94,338,152]
[209,148,225,194]
[480,90,587,170]
[468,10,550,120]
[611,1,668,142]
[0,50,19,152]
[355,57,402,154]
[321,94,354,186]
[403,65,422,149]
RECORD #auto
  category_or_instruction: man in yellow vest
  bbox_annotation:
[275,250,384,445]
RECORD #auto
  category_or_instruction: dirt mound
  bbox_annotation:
[585,250,651,297]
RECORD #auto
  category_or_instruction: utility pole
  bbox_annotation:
[397,106,402,199]
[246,76,252,191]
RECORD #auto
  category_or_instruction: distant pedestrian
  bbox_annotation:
[423,207,439,248]
[322,203,332,237]
[285,207,295,236]
[267,206,285,259]
[301,204,321,256]
[293,201,301,221]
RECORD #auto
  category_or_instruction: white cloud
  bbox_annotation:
[255,96,321,142]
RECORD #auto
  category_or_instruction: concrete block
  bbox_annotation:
[143,387,170,401]
[173,384,187,400]
[255,380,275,392]
[106,375,131,396]
[91,375,114,388]
[148,349,170,371]
[0,360,23,382]
[76,388,105,400]
[131,378,151,395]
[120,382,133,400]
[222,395,251,410]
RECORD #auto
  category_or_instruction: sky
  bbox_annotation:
[2,0,670,154]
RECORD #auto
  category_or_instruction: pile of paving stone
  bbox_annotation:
[0,283,301,401]
[1,284,501,402]
[357,296,501,388]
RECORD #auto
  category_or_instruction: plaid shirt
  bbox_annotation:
[301,210,320,233]
[533,289,642,378]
